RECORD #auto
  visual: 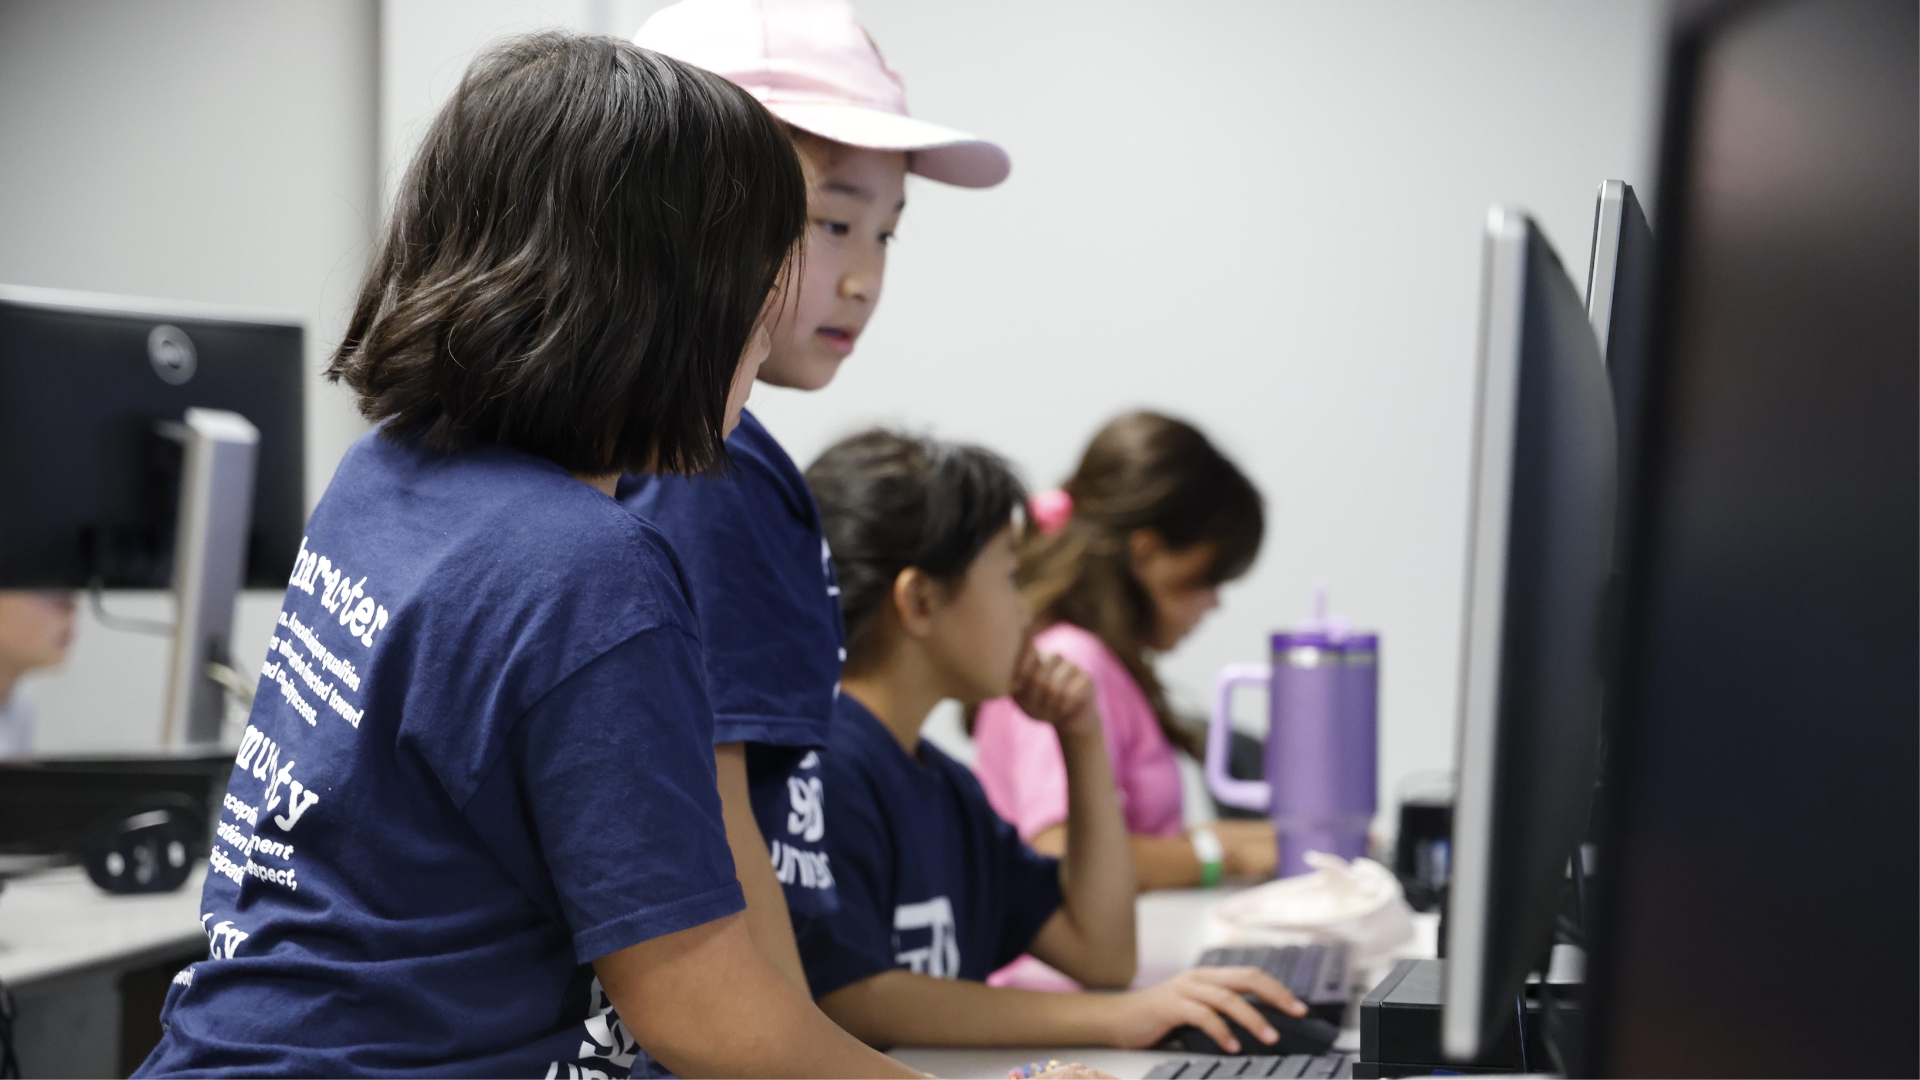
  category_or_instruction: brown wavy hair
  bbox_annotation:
[327,32,806,477]
[1017,412,1264,757]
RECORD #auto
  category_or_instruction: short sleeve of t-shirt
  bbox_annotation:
[473,626,743,963]
[619,411,843,750]
[979,782,1069,971]
[620,410,844,919]
[790,761,895,997]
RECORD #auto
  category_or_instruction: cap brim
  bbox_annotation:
[766,102,1010,188]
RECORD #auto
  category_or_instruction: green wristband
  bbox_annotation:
[1193,828,1225,888]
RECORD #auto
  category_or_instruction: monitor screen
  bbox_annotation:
[1585,1,1918,1074]
[1442,207,1616,1062]
[0,286,305,589]
[1584,179,1654,489]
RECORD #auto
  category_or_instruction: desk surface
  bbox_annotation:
[0,865,206,989]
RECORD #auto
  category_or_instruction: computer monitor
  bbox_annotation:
[1585,1,1917,1075]
[1584,180,1653,478]
[0,285,305,589]
[1441,208,1617,1062]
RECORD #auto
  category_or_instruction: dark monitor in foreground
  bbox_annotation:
[1587,0,1918,1075]
[1442,208,1616,1062]
[0,285,305,589]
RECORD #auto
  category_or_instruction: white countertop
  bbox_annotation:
[0,865,206,988]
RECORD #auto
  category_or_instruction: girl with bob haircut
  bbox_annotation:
[796,429,1304,1054]
[137,33,916,1079]
[973,412,1276,894]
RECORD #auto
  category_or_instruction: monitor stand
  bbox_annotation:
[159,408,259,749]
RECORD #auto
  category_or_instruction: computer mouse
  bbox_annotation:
[1166,1000,1340,1058]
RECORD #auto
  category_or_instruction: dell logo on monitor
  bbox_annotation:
[148,324,197,385]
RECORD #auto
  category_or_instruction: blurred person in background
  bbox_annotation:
[0,590,76,759]
[973,413,1273,893]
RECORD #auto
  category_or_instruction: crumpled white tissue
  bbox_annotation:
[1205,851,1416,964]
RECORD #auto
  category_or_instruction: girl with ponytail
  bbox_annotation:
[973,411,1276,892]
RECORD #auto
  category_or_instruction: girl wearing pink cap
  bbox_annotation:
[973,413,1278,895]
[621,0,1013,998]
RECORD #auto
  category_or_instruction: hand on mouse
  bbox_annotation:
[1009,643,1099,737]
[1097,966,1307,1054]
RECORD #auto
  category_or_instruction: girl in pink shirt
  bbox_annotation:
[974,411,1276,892]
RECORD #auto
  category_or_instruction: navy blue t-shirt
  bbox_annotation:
[792,694,1065,998]
[137,431,743,1079]
[619,410,842,917]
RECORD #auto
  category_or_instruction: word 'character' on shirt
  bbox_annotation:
[288,536,392,648]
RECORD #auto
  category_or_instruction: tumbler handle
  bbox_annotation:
[1206,663,1272,811]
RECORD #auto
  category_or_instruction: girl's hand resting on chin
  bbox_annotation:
[1010,644,1099,736]
[1101,966,1308,1054]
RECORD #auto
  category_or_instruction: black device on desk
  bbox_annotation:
[1163,944,1345,1058]
[0,753,235,893]
[1354,958,1554,1078]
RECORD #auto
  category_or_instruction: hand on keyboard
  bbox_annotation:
[1100,966,1307,1054]
[1162,945,1347,1057]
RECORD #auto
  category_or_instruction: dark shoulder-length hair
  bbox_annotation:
[1018,411,1264,756]
[327,31,806,477]
[805,430,1027,670]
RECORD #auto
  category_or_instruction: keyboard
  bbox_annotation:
[1196,943,1351,1024]
[1144,1052,1355,1079]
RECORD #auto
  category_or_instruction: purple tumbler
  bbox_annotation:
[1205,599,1378,878]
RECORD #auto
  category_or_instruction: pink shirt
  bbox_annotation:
[972,622,1187,843]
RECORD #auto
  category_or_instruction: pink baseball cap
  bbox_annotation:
[634,0,1010,188]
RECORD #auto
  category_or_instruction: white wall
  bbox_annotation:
[380,0,664,208]
[381,0,1666,834]
[0,0,379,751]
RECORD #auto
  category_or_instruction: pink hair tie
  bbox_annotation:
[1028,489,1074,535]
